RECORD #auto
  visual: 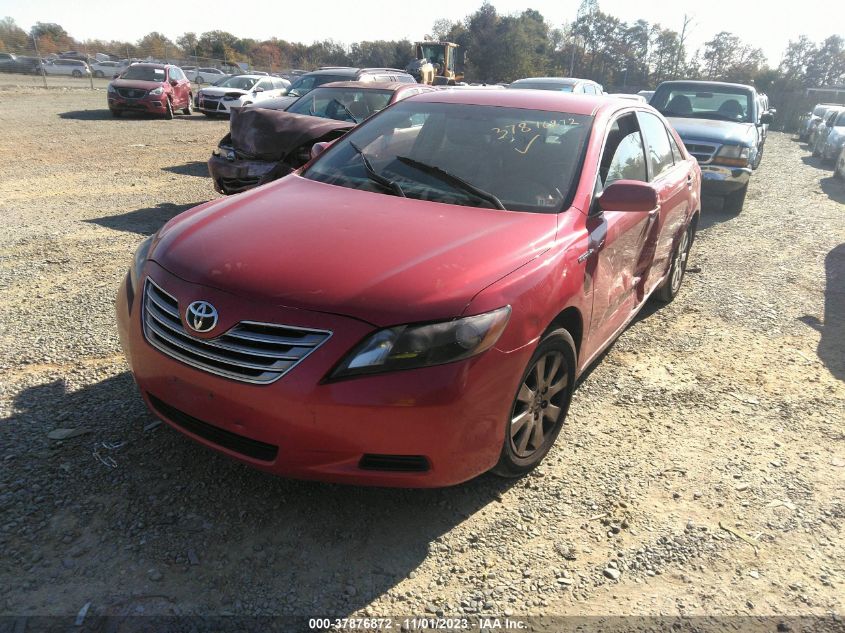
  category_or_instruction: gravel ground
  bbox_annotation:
[0,89,843,627]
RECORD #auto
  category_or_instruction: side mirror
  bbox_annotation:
[310,140,334,160]
[253,86,264,93]
[760,112,773,125]
[598,180,658,213]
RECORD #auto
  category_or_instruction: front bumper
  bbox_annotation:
[207,153,290,195]
[108,93,167,114]
[116,263,530,487]
[699,164,751,196]
[197,95,242,114]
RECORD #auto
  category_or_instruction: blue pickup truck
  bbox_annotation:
[650,80,773,212]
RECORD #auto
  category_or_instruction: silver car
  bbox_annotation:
[43,58,91,77]
[812,107,845,163]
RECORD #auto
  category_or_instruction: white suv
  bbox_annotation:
[44,59,91,77]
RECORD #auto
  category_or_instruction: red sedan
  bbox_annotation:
[116,90,700,487]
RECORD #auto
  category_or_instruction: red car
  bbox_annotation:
[107,63,193,119]
[116,90,700,487]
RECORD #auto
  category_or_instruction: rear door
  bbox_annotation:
[636,110,694,296]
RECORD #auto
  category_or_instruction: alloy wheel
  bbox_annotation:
[670,229,690,294]
[509,351,568,458]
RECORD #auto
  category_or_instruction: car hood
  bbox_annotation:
[110,79,163,90]
[667,117,756,146]
[151,175,557,326]
[199,87,249,97]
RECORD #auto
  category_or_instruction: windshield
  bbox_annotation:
[509,82,574,93]
[287,88,392,122]
[121,66,166,82]
[217,76,258,90]
[304,101,592,213]
[652,84,754,122]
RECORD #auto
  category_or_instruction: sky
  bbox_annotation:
[2,0,843,65]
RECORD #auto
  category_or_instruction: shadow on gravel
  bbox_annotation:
[698,195,741,230]
[7,373,516,618]
[162,161,209,178]
[86,202,201,235]
[819,176,845,204]
[58,109,115,121]
[799,243,845,381]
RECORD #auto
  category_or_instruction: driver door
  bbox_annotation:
[583,112,653,361]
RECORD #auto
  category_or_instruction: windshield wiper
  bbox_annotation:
[329,98,358,123]
[395,155,505,210]
[349,142,405,198]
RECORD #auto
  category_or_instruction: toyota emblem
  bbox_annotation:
[186,301,218,333]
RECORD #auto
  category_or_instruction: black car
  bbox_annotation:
[0,53,43,74]
[286,67,415,97]
[651,80,773,212]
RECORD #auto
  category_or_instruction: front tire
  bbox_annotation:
[196,76,204,84]
[72,70,82,77]
[183,95,193,115]
[655,223,693,303]
[492,329,576,478]
[164,99,173,120]
[95,71,104,78]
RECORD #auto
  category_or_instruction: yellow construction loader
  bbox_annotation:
[406,41,465,85]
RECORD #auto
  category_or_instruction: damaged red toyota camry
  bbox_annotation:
[116,90,700,487]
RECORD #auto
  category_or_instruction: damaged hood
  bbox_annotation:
[226,108,354,161]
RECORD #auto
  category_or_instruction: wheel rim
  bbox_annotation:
[510,351,568,458]
[670,230,690,293]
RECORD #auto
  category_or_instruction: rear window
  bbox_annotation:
[652,84,753,123]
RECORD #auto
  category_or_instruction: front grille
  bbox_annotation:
[684,142,719,164]
[147,394,278,461]
[218,175,263,194]
[142,279,331,384]
[359,454,430,472]
[117,88,148,99]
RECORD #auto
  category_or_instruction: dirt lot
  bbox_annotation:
[0,88,843,628]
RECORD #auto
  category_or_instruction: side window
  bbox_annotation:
[637,111,675,179]
[258,78,273,91]
[374,74,392,82]
[668,131,684,164]
[170,68,183,81]
[583,84,596,95]
[599,113,647,186]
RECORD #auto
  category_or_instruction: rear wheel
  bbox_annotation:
[723,183,748,214]
[72,70,82,77]
[94,70,104,78]
[492,329,576,478]
[196,76,204,84]
[835,149,845,180]
[655,223,693,303]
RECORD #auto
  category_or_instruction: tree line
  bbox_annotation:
[1,2,843,93]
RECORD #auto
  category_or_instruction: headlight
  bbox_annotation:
[128,235,154,291]
[330,306,511,379]
[148,87,163,96]
[714,145,750,167]
[107,83,116,93]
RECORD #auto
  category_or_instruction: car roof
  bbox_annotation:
[511,77,583,85]
[130,62,168,69]
[318,81,417,91]
[227,74,267,80]
[410,88,611,115]
[656,79,754,91]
